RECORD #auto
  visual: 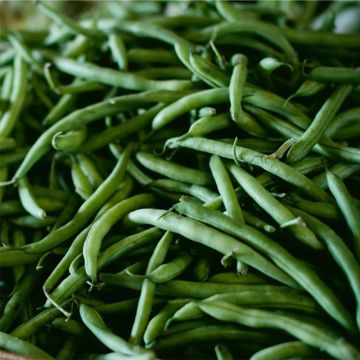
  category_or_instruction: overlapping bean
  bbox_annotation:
[1,1,360,359]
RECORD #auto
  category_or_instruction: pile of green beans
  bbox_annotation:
[1,1,360,359]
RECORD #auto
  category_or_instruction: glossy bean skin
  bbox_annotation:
[52,57,193,92]
[288,206,360,332]
[171,289,320,324]
[136,152,212,186]
[185,21,297,64]
[287,85,353,163]
[170,200,355,333]
[0,331,54,360]
[9,89,191,182]
[146,252,193,283]
[45,228,162,307]
[326,171,360,261]
[130,231,173,345]
[18,146,131,254]
[152,88,229,130]
[246,105,360,165]
[197,301,360,360]
[249,341,318,360]
[228,164,323,250]
[79,304,151,356]
[84,193,156,282]
[0,56,28,138]
[125,209,297,287]
[210,155,244,224]
[168,136,331,202]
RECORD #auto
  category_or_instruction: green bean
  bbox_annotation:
[71,157,93,200]
[56,81,104,95]
[144,299,191,345]
[171,290,318,324]
[332,122,360,140]
[52,126,87,152]
[114,21,194,48]
[134,66,191,80]
[46,228,162,306]
[228,164,322,250]
[126,209,297,287]
[8,34,43,74]
[63,34,91,58]
[152,326,270,353]
[229,54,247,123]
[249,341,318,360]
[37,1,105,40]
[11,229,26,282]
[193,258,210,282]
[0,331,54,359]
[80,104,164,152]
[149,14,218,28]
[286,193,340,220]
[306,66,360,85]
[11,306,63,339]
[327,171,360,261]
[287,85,353,163]
[0,48,15,66]
[210,155,244,224]
[168,137,331,201]
[188,53,228,87]
[101,272,292,297]
[217,345,235,360]
[187,21,297,63]
[149,179,217,203]
[130,231,173,345]
[147,252,193,283]
[198,301,359,360]
[128,48,179,65]
[152,88,229,130]
[284,27,360,48]
[10,215,56,228]
[0,56,28,138]
[136,151,212,186]
[0,138,16,152]
[288,206,360,333]
[208,273,269,285]
[84,193,156,282]
[246,105,360,164]
[52,57,193,92]
[171,200,355,333]
[44,227,89,292]
[109,34,128,70]
[87,352,152,360]
[32,186,70,201]
[0,269,38,331]
[18,176,46,219]
[244,84,310,130]
[94,299,139,315]
[0,249,41,268]
[8,89,190,181]
[79,304,150,356]
[0,167,7,202]
[215,0,258,21]
[313,162,360,190]
[52,317,87,336]
[243,211,276,233]
[326,106,360,139]
[76,154,104,189]
[18,145,131,253]
[286,80,326,103]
